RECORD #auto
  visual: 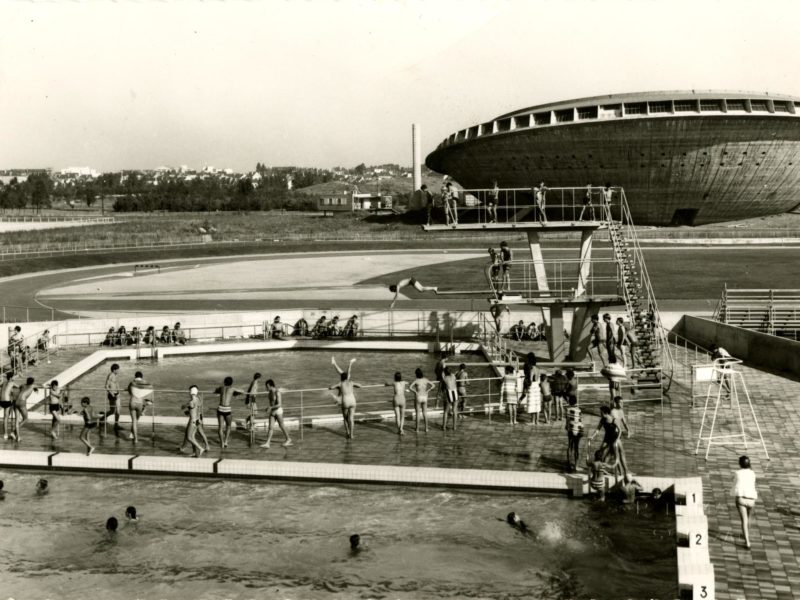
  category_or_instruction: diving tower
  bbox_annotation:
[423,185,672,380]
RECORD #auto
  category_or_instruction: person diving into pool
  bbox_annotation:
[389,277,438,309]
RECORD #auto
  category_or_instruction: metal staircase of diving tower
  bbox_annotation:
[422,185,673,384]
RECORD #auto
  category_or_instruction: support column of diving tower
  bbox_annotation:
[423,209,624,362]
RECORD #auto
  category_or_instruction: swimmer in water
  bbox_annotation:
[389,277,438,309]
[0,480,5,500]
[106,516,118,533]
[214,376,246,449]
[349,534,364,554]
[125,506,138,521]
[506,512,529,534]
[35,478,49,496]
[259,379,293,449]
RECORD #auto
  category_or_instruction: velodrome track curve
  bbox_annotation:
[0,245,796,319]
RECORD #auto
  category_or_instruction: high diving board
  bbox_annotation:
[422,221,607,232]
[490,294,624,306]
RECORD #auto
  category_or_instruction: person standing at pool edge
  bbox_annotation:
[181,385,205,457]
[105,363,121,431]
[409,367,435,433]
[12,376,36,442]
[260,379,293,449]
[732,455,757,549]
[385,372,408,435]
[215,376,245,449]
[127,371,153,443]
[330,371,362,440]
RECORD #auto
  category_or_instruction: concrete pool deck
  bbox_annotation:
[2,352,800,599]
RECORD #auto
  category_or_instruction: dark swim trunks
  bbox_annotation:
[85,422,97,429]
[49,403,61,413]
[0,400,11,409]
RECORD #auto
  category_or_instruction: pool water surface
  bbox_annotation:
[0,470,676,600]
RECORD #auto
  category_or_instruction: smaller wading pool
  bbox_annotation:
[0,470,676,600]
[68,350,498,419]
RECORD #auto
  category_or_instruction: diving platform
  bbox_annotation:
[422,221,606,232]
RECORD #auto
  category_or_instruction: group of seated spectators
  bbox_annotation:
[101,322,187,347]
[289,314,360,339]
[508,320,547,342]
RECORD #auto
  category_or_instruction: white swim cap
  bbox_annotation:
[189,386,199,395]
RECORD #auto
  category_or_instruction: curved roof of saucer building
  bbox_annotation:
[426,90,800,225]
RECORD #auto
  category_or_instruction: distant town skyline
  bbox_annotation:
[2,0,800,172]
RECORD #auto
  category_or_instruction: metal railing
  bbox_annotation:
[2,324,57,376]
[437,185,618,226]
[0,305,57,323]
[484,257,622,302]
[713,285,800,335]
[604,189,674,387]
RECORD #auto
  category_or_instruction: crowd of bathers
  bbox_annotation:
[290,314,359,339]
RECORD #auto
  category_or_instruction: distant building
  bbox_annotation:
[317,191,393,214]
[60,166,99,178]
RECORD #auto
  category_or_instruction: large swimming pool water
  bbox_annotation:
[0,470,675,599]
[69,350,497,419]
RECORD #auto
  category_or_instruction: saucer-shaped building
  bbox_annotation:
[425,91,800,225]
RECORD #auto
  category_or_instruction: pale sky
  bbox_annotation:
[1,0,799,172]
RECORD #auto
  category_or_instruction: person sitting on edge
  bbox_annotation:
[130,327,142,345]
[342,315,359,338]
[511,320,525,341]
[312,315,328,338]
[173,322,186,345]
[389,277,439,309]
[143,326,156,346]
[159,326,171,344]
[117,326,130,346]
[37,329,51,352]
[293,317,309,337]
[270,316,285,339]
[102,327,115,347]
[328,316,342,337]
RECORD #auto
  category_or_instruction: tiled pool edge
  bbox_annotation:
[0,449,713,599]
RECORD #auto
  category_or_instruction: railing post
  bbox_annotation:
[300,391,304,441]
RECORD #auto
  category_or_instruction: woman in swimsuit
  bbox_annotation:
[385,372,408,435]
[501,365,519,425]
[48,379,63,440]
[389,277,439,309]
[732,455,758,549]
[259,379,293,449]
[215,376,245,449]
[330,372,362,440]
[408,367,435,433]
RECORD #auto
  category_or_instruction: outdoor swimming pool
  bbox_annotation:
[68,349,497,419]
[0,470,676,599]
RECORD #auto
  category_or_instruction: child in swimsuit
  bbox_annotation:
[244,372,261,431]
[127,371,153,443]
[501,365,519,425]
[260,379,293,449]
[48,379,64,440]
[79,397,101,456]
[180,385,204,457]
[456,364,469,417]
[408,368,435,433]
[442,367,459,431]
[385,372,408,436]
